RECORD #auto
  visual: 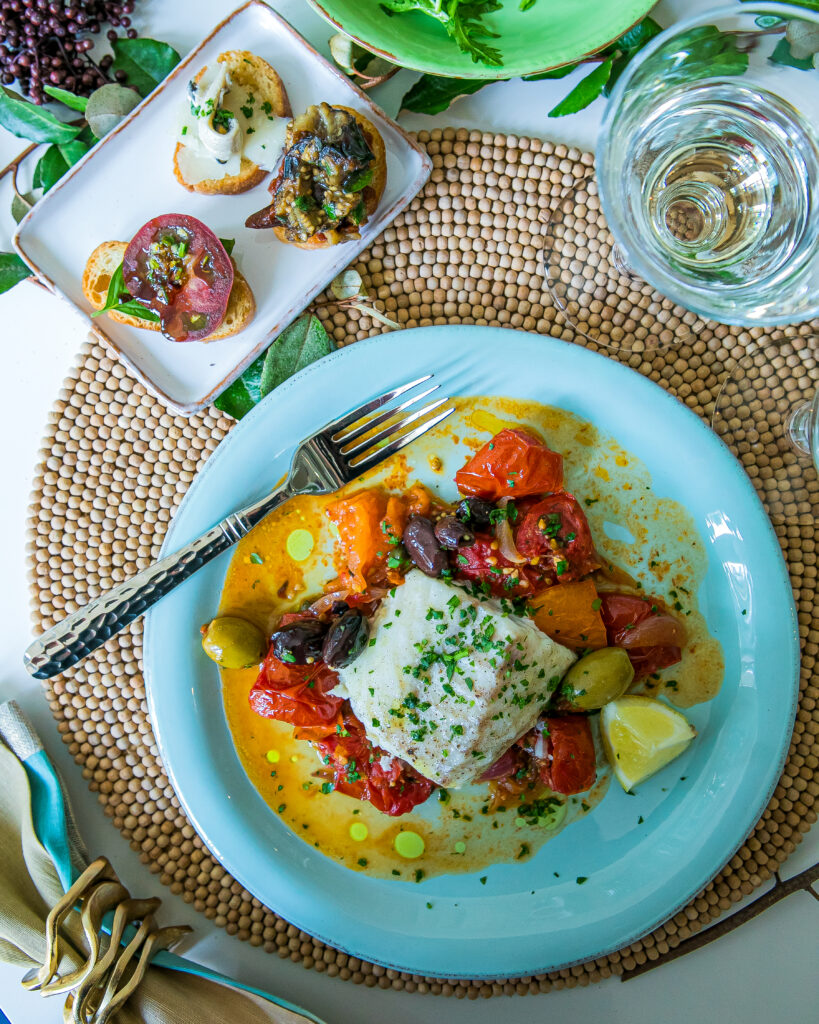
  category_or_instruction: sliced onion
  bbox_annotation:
[307,590,350,617]
[619,613,686,649]
[307,586,390,618]
[532,730,549,761]
[494,497,526,564]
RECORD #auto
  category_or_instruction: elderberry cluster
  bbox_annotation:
[0,1,139,103]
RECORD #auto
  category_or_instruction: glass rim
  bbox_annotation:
[596,0,819,328]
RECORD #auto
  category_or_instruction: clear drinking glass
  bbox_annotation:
[544,3,819,351]
[599,2,819,324]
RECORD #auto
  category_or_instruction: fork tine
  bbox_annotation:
[341,395,450,456]
[351,404,455,471]
[334,384,440,447]
[323,375,433,438]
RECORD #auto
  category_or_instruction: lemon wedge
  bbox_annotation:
[601,696,696,792]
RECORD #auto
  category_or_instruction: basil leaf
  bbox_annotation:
[214,315,335,419]
[110,37,182,98]
[33,145,70,193]
[214,354,265,419]
[219,237,236,256]
[107,300,160,323]
[259,315,334,398]
[43,85,89,112]
[85,83,141,138]
[0,252,31,294]
[0,87,81,144]
[400,74,491,115]
[91,261,159,323]
[548,57,613,117]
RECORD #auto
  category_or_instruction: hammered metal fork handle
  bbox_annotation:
[25,513,255,680]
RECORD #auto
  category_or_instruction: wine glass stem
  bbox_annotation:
[788,400,813,455]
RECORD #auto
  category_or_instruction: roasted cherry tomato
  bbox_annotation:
[514,493,600,582]
[315,713,435,816]
[454,429,564,502]
[453,533,549,599]
[539,716,596,795]
[249,613,343,734]
[122,213,233,343]
[599,593,684,680]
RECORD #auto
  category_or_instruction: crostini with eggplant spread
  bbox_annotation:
[245,102,386,248]
[82,213,255,343]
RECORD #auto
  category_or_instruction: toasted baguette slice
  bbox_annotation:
[173,50,291,195]
[273,106,387,251]
[82,240,255,342]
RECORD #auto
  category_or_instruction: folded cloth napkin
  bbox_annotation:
[0,700,327,1024]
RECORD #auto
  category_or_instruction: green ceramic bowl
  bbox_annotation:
[304,0,657,80]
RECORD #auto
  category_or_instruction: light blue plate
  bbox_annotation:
[143,327,799,978]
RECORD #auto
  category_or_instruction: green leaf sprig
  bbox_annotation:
[91,262,160,324]
[215,314,336,420]
[0,252,32,295]
[382,0,503,67]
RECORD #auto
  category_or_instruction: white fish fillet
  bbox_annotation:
[334,572,576,787]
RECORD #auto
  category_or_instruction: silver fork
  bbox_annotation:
[24,375,453,680]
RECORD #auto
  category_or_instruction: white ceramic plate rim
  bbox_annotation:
[144,326,799,978]
[13,0,431,415]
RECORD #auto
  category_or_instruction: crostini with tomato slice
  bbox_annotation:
[82,213,255,343]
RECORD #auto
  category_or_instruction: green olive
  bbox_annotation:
[201,616,266,669]
[562,647,635,710]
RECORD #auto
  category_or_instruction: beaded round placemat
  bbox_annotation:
[28,128,818,996]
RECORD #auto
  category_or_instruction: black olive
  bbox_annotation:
[322,609,369,668]
[403,516,448,577]
[434,515,475,550]
[455,498,497,531]
[271,619,327,665]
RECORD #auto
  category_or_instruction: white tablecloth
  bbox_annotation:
[0,1,816,1021]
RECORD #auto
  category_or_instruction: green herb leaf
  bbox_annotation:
[259,314,334,397]
[522,62,581,81]
[85,83,141,138]
[603,16,663,96]
[219,237,236,256]
[33,146,70,193]
[384,0,503,66]
[213,354,265,419]
[0,252,31,294]
[400,74,490,115]
[91,261,159,323]
[42,85,89,113]
[110,37,182,98]
[548,57,613,117]
[11,193,33,224]
[0,87,81,144]
[215,314,335,419]
[769,36,816,70]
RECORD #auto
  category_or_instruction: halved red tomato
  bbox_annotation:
[453,533,549,599]
[122,213,233,342]
[514,493,600,582]
[454,429,564,501]
[599,592,684,680]
[315,713,435,816]
[538,716,596,794]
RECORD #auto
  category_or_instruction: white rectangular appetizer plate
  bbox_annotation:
[13,0,431,414]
